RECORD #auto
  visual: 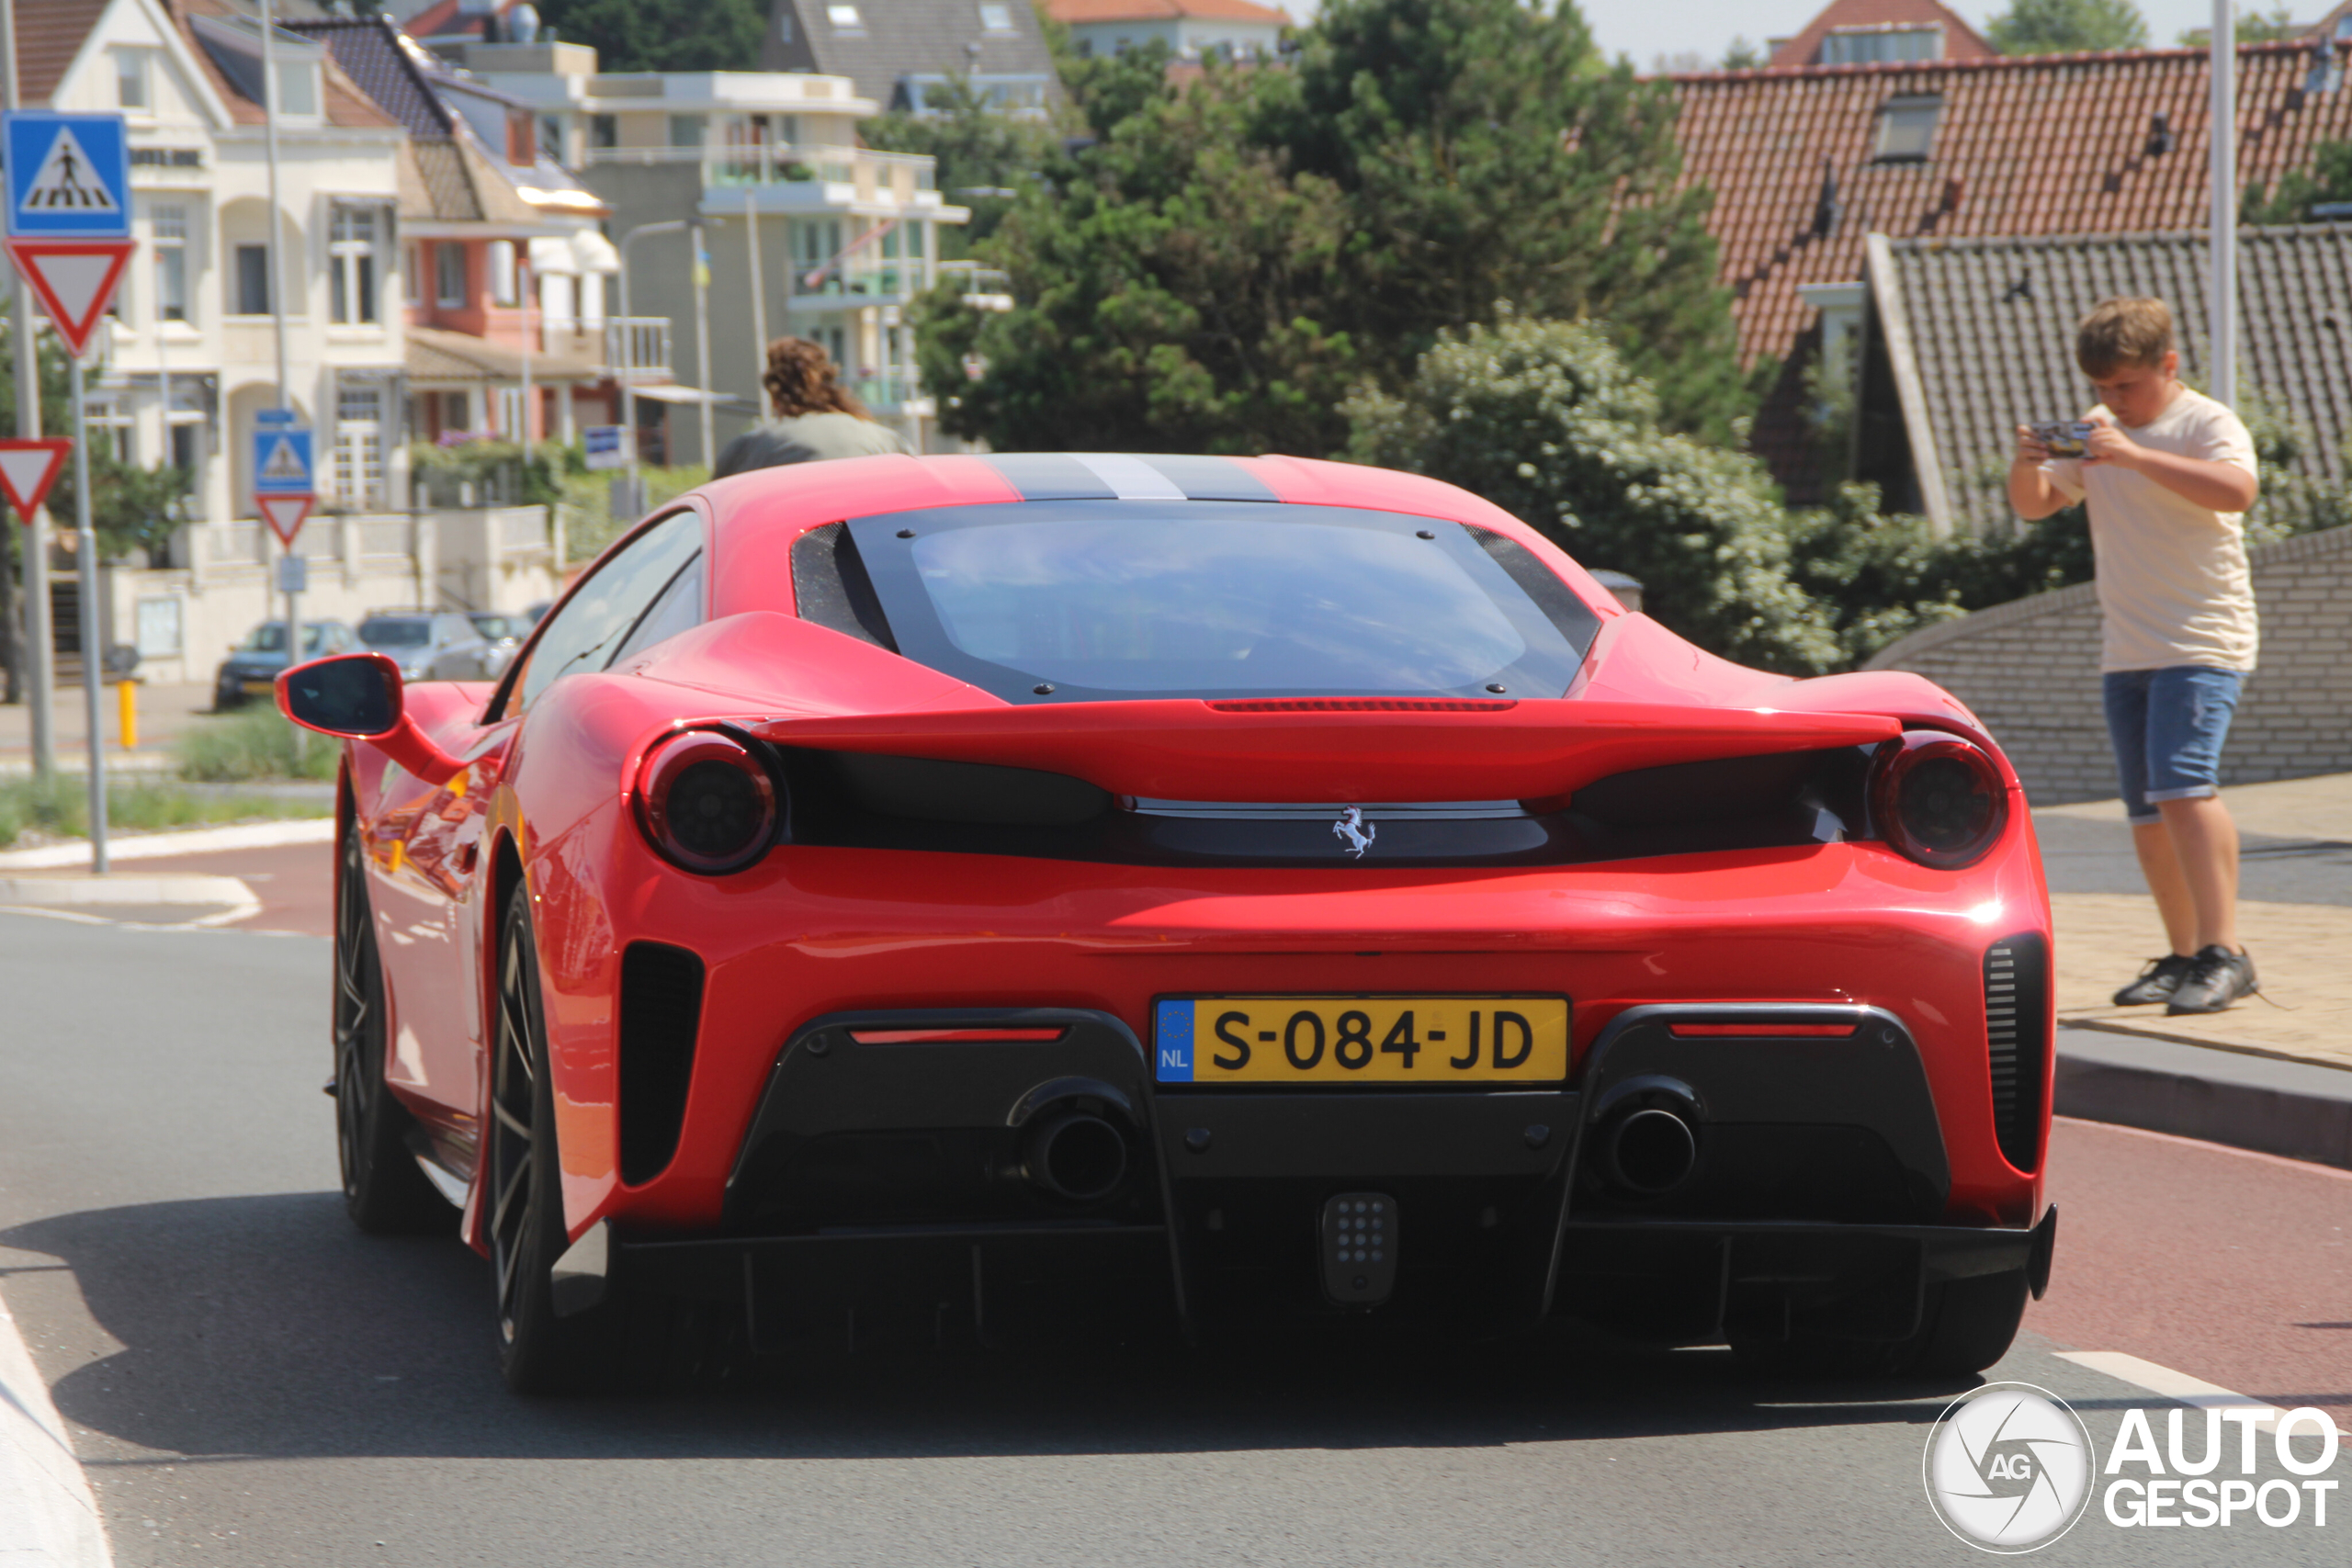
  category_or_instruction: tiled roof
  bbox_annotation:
[169,0,401,130]
[406,324,605,382]
[14,0,108,106]
[283,15,454,138]
[1046,0,1289,25]
[1768,0,1991,69]
[1667,40,2352,378]
[1876,225,2352,534]
[763,0,1062,109]
[405,141,482,221]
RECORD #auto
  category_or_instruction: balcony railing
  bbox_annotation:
[585,143,936,197]
[603,316,673,380]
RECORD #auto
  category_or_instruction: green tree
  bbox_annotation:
[1986,0,2149,53]
[531,0,764,73]
[914,59,1361,455]
[1345,313,1841,672]
[2245,139,2352,223]
[1721,36,1765,69]
[0,325,189,562]
[1264,0,1747,439]
[2177,2,2300,44]
[862,76,1060,246]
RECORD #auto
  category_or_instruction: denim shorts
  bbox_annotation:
[2102,667,2245,825]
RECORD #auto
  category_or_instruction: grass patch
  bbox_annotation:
[175,703,340,783]
[0,774,331,849]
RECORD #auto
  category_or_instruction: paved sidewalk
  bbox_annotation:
[0,682,221,772]
[2034,770,2352,1073]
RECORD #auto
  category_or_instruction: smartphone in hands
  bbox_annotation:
[2032,421,2096,458]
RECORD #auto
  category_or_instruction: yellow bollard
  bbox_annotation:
[118,678,138,750]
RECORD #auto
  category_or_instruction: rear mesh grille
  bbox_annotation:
[619,942,705,1186]
[1984,932,2051,1173]
[1205,698,1516,714]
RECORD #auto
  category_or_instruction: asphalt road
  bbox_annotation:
[1,910,2345,1567]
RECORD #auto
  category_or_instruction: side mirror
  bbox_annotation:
[277,653,466,785]
[282,652,399,737]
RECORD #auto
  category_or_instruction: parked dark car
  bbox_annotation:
[213,620,358,710]
[356,612,496,682]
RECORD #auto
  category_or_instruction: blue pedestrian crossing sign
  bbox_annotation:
[253,424,314,497]
[4,114,130,239]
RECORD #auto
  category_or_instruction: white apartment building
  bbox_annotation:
[451,42,969,460]
[37,0,409,528]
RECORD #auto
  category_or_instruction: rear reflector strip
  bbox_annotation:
[1669,1022,1860,1038]
[1207,698,1518,714]
[848,1027,1069,1044]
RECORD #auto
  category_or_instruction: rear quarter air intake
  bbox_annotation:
[1984,932,2051,1174]
[619,941,706,1185]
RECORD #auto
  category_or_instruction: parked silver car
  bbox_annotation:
[356,611,496,682]
[468,612,533,677]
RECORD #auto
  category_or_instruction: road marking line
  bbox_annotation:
[0,1288,114,1567]
[2056,1350,2349,1435]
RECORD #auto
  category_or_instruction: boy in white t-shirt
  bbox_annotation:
[2007,297,2261,1014]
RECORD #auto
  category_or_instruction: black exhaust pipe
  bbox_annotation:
[1023,1111,1129,1201]
[1602,1106,1699,1195]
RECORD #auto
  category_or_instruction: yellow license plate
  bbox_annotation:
[1153,996,1569,1084]
[241,680,276,694]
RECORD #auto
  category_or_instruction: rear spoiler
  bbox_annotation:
[751,699,1901,804]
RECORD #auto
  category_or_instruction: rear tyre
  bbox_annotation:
[489,884,621,1394]
[1905,1269,2030,1378]
[334,817,452,1233]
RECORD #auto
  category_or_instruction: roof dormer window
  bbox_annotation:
[827,4,864,29]
[1821,25,1941,66]
[1873,95,1942,163]
[978,3,1016,34]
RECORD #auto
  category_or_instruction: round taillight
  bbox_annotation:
[1869,731,2009,870]
[634,730,778,874]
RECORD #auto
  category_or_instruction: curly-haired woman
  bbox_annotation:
[711,336,909,477]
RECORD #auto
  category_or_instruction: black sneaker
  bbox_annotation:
[2113,953,2195,1007]
[2166,946,2259,1015]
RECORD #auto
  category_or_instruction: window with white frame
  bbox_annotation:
[489,240,518,307]
[330,208,380,325]
[1821,26,1940,66]
[335,384,385,508]
[435,243,466,308]
[275,58,318,117]
[1873,96,1943,163]
[115,49,151,110]
[495,386,527,441]
[233,243,270,315]
[153,204,190,322]
[86,396,132,463]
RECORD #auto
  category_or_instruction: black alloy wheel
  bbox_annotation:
[334,812,453,1233]
[490,884,622,1393]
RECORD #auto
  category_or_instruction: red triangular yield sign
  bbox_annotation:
[3,239,135,358]
[0,437,71,522]
[257,493,313,547]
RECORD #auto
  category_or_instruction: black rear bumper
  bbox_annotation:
[604,1005,2049,1348]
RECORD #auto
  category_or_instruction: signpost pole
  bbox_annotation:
[67,353,102,872]
[2209,0,2236,411]
[0,0,56,784]
[258,0,300,703]
[691,222,715,470]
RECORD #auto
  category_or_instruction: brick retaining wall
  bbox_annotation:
[1864,524,2352,804]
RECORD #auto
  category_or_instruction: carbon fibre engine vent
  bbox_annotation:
[1984,932,2051,1173]
[619,941,706,1185]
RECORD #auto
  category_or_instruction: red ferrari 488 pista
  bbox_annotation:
[280,452,2056,1393]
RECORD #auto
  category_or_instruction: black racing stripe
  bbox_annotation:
[981,453,1118,500]
[1138,454,1280,502]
